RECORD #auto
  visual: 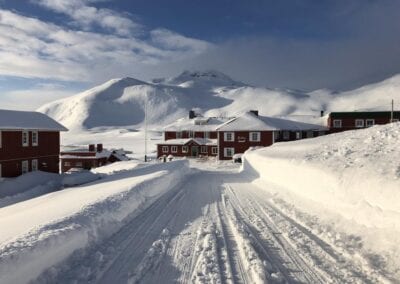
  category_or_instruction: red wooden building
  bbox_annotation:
[0,109,68,177]
[157,110,327,160]
[328,111,400,133]
[60,144,128,172]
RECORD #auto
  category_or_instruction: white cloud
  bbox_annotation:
[0,7,212,83]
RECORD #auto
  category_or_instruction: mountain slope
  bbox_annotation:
[38,71,400,130]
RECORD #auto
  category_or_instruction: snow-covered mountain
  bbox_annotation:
[38,70,400,130]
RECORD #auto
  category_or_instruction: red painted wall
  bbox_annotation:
[0,130,60,177]
[328,117,394,133]
[157,142,218,158]
[218,131,273,160]
[60,157,108,172]
[165,131,217,140]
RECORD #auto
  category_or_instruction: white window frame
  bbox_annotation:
[283,131,290,140]
[212,147,218,155]
[188,131,194,138]
[355,119,364,128]
[366,119,375,127]
[171,146,178,153]
[295,132,302,140]
[22,130,29,147]
[224,132,234,142]
[182,146,188,153]
[32,159,38,171]
[204,131,210,139]
[201,146,207,153]
[224,147,235,158]
[176,131,182,139]
[162,146,169,153]
[32,131,38,146]
[249,132,260,142]
[333,119,342,128]
[21,160,29,174]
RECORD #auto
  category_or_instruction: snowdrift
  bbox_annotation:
[0,160,190,284]
[243,123,400,231]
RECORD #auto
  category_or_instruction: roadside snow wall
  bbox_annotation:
[0,160,190,284]
[243,123,400,231]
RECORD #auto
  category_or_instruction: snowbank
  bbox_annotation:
[243,123,400,230]
[0,160,190,284]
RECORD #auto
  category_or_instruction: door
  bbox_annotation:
[191,146,199,157]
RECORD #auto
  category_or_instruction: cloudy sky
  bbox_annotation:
[1,0,400,110]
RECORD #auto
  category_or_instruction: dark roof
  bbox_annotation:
[329,111,400,119]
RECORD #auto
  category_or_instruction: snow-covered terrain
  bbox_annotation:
[243,122,400,281]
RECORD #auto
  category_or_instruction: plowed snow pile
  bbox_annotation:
[243,122,400,276]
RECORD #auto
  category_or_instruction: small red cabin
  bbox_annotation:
[0,109,68,177]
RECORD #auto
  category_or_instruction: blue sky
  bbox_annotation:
[0,0,400,110]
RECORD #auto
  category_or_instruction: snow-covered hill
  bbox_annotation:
[38,70,400,131]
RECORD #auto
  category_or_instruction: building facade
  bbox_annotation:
[328,111,400,133]
[0,109,68,177]
[157,110,327,160]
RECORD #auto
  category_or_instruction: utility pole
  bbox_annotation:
[144,97,148,162]
[391,99,394,123]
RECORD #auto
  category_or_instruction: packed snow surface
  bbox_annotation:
[0,156,397,283]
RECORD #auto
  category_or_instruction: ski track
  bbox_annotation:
[34,164,389,284]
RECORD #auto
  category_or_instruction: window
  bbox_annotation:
[176,131,182,139]
[224,132,234,142]
[201,146,207,153]
[366,119,375,127]
[204,131,210,139]
[22,130,29,147]
[64,162,71,166]
[306,131,313,138]
[21,160,29,174]
[355,119,364,128]
[162,146,169,153]
[182,146,188,153]
[32,131,38,146]
[188,131,194,138]
[333,119,342,128]
[32,159,38,171]
[295,132,302,140]
[238,136,246,142]
[75,162,83,167]
[224,147,235,157]
[212,147,218,155]
[171,146,178,153]
[249,132,260,142]
[283,131,290,140]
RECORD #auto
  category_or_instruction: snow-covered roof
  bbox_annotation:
[60,150,111,159]
[216,112,328,131]
[158,138,217,146]
[0,109,68,131]
[164,117,230,132]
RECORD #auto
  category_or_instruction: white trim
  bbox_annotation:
[32,130,38,146]
[224,132,234,142]
[295,131,302,139]
[201,145,207,153]
[249,132,260,142]
[333,119,342,128]
[212,147,218,155]
[162,146,168,153]
[21,160,29,174]
[355,119,364,128]
[171,146,178,153]
[32,159,38,171]
[224,147,235,157]
[366,119,375,127]
[182,146,188,153]
[22,130,29,147]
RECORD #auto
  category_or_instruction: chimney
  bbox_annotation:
[320,110,324,117]
[250,110,259,116]
[97,144,103,152]
[189,110,196,119]
[89,144,95,152]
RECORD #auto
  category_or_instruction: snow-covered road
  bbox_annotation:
[29,161,390,284]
